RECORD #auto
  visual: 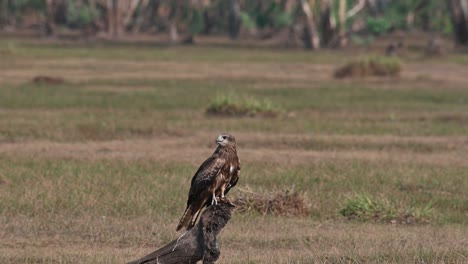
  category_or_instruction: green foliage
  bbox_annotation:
[12,0,45,11]
[188,8,204,34]
[242,0,292,29]
[240,12,256,30]
[66,2,97,27]
[366,17,391,36]
[0,0,458,43]
[273,10,292,28]
[206,94,281,117]
[378,0,452,33]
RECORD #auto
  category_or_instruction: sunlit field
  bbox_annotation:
[0,39,467,263]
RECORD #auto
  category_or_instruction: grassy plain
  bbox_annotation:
[0,39,467,263]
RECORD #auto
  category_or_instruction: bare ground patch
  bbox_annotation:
[404,63,468,86]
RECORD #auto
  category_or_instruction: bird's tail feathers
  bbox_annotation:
[189,208,203,229]
[176,205,193,231]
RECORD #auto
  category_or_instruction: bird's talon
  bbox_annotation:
[211,196,218,205]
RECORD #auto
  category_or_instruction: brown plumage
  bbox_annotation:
[176,133,240,231]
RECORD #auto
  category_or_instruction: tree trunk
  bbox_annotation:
[132,0,149,33]
[346,0,365,19]
[123,0,141,29]
[107,0,114,36]
[337,0,347,47]
[45,0,55,36]
[299,0,320,49]
[228,0,241,39]
[127,200,235,264]
[107,0,122,37]
[448,0,468,45]
[114,0,122,37]
[320,0,335,47]
[169,2,179,43]
[283,0,299,46]
[170,21,179,42]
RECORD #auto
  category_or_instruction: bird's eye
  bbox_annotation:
[222,136,227,139]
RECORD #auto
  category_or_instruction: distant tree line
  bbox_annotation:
[1,0,468,48]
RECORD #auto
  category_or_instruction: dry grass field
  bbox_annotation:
[0,38,467,263]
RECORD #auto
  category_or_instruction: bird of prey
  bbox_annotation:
[176,133,240,231]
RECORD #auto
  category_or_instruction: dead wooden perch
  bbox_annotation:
[127,200,235,264]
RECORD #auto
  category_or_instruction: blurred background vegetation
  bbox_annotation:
[1,0,468,49]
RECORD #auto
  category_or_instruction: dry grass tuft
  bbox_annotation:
[233,186,311,216]
[334,56,401,78]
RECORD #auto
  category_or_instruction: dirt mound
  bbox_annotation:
[334,56,401,78]
[32,75,65,85]
[234,187,311,216]
[206,105,279,118]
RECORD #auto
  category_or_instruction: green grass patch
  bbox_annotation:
[1,77,468,142]
[2,158,465,223]
[340,194,434,224]
[0,39,347,64]
[206,94,281,117]
[2,79,468,112]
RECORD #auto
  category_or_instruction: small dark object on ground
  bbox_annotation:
[32,76,65,85]
[127,199,235,264]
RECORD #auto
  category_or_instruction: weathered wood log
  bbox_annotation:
[128,200,235,264]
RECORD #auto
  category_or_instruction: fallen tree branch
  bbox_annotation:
[127,200,235,264]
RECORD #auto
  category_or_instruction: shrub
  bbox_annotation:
[334,56,401,78]
[206,94,280,117]
[339,194,433,224]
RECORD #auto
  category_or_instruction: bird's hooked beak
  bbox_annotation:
[216,135,225,145]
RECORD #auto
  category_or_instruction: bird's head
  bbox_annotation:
[216,133,236,147]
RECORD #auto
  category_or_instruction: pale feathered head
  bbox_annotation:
[216,133,236,147]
